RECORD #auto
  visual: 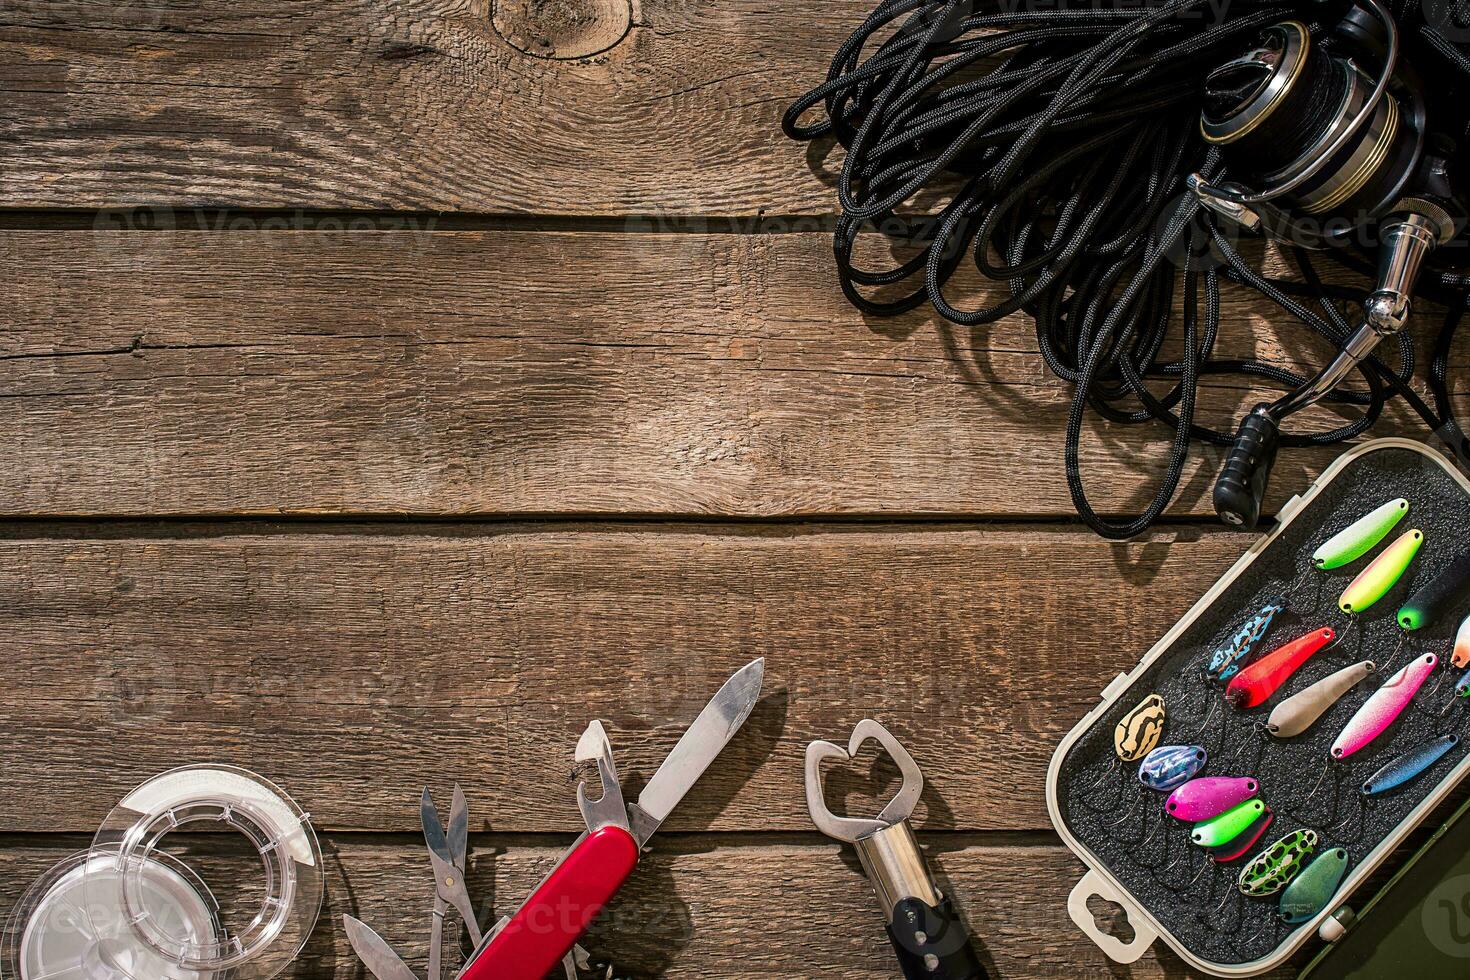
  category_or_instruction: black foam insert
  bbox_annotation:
[1057,445,1470,968]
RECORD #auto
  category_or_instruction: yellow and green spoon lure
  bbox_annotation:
[1339,528,1424,615]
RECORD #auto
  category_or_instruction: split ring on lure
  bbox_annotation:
[1205,808,1273,862]
[1455,613,1470,669]
[1331,654,1438,760]
[1166,777,1258,821]
[1239,830,1318,897]
[1138,745,1207,792]
[1338,529,1424,615]
[1313,498,1409,570]
[1398,548,1470,631]
[1207,601,1286,682]
[1225,628,1337,710]
[1192,799,1267,848]
[1280,848,1350,924]
[1362,734,1460,796]
[1266,661,1376,739]
[1114,694,1166,763]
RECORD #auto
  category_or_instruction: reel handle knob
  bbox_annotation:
[1214,405,1280,529]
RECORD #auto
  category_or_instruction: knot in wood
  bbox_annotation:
[492,0,632,60]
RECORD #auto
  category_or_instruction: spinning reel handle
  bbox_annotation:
[1213,204,1453,529]
[1214,406,1281,529]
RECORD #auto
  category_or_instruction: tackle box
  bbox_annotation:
[1046,438,1470,976]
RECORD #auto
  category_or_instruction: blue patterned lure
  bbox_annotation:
[1457,666,1470,699]
[1207,601,1286,682]
[1362,735,1460,796]
[1138,745,1207,792]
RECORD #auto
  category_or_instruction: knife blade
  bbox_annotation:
[343,914,419,980]
[627,657,764,846]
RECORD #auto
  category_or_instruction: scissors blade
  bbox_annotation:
[343,915,419,980]
[449,784,469,872]
[627,658,764,846]
[421,787,453,864]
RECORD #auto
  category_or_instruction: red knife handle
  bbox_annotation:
[461,824,639,980]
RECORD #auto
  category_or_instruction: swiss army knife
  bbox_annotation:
[345,658,765,980]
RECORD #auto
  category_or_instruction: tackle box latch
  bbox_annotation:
[1100,672,1131,702]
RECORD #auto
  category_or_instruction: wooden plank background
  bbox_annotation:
[0,1,1461,978]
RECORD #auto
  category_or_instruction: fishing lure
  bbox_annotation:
[1313,498,1409,570]
[1457,666,1470,698]
[1338,529,1424,615]
[1266,660,1376,739]
[1280,848,1350,924]
[1239,829,1318,897]
[1362,735,1460,796]
[1456,614,1470,669]
[1166,777,1259,821]
[1192,799,1268,848]
[1206,601,1286,682]
[1331,654,1438,760]
[1138,745,1206,792]
[1225,628,1337,710]
[1114,694,1166,763]
[1205,808,1273,862]
[1398,548,1470,631]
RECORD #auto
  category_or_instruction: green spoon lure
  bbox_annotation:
[1191,799,1267,849]
[1280,847,1350,924]
[1239,829,1319,897]
[1313,498,1409,570]
[1397,548,1470,631]
[1339,529,1423,615]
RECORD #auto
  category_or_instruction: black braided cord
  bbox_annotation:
[783,0,1470,538]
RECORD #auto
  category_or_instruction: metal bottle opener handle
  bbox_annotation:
[805,720,988,980]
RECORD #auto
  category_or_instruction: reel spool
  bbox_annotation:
[1190,0,1464,529]
[1196,16,1424,242]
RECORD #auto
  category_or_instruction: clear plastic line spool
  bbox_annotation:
[2,766,322,980]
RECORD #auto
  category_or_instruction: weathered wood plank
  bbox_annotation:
[0,522,1248,834]
[2,229,1439,519]
[0,835,1263,978]
[0,0,863,214]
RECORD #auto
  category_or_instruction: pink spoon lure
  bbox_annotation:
[1165,776,1259,821]
[1331,653,1438,760]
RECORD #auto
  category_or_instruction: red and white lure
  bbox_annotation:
[1225,628,1337,710]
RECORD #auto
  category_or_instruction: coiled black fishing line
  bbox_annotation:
[784,0,1470,538]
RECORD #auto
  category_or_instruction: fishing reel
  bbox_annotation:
[1190,0,1466,528]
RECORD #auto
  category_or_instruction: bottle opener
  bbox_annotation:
[805,719,988,980]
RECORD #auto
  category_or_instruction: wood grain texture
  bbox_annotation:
[3,228,1445,519]
[0,0,863,214]
[0,835,1281,978]
[0,521,1248,834]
